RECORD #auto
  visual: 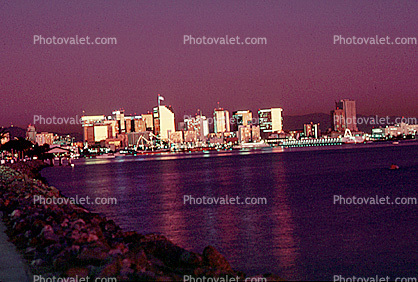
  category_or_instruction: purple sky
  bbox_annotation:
[1,1,417,130]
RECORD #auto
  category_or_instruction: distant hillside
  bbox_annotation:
[283,113,331,132]
[64,132,83,142]
[4,126,26,139]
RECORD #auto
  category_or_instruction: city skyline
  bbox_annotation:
[2,96,415,131]
[2,89,417,130]
[1,1,417,128]
[0,2,417,281]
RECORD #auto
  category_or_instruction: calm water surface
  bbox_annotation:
[42,143,418,281]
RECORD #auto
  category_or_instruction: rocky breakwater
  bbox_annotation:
[0,162,281,281]
[5,159,49,181]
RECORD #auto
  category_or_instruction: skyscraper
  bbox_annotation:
[213,108,230,133]
[331,109,345,132]
[184,114,209,139]
[231,110,253,132]
[258,108,283,138]
[112,110,126,134]
[153,105,175,141]
[124,116,146,133]
[142,113,154,131]
[26,124,37,143]
[81,115,115,145]
[332,99,358,132]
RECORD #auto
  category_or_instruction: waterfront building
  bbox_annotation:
[81,115,117,145]
[258,108,283,138]
[36,132,54,146]
[202,118,209,137]
[214,108,230,133]
[304,122,320,138]
[332,99,358,132]
[231,110,253,132]
[208,133,224,144]
[124,116,132,133]
[112,110,126,134]
[26,124,37,143]
[1,132,10,145]
[90,125,110,143]
[104,138,123,151]
[142,113,154,131]
[184,130,198,143]
[288,130,302,140]
[371,128,386,139]
[238,126,252,143]
[169,131,183,144]
[53,135,75,146]
[153,105,175,141]
[331,109,345,132]
[251,125,261,141]
[184,114,209,139]
[124,116,146,133]
[82,115,105,144]
[384,123,418,137]
[237,124,260,143]
[224,131,238,144]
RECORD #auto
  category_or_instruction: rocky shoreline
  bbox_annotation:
[0,161,282,281]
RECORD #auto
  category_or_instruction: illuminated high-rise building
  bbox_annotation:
[142,113,154,131]
[304,122,320,138]
[112,110,126,134]
[251,125,261,141]
[184,114,209,139]
[26,124,37,143]
[332,99,358,132]
[36,132,54,146]
[237,125,252,143]
[124,116,146,133]
[331,109,345,132]
[184,130,198,143]
[169,131,183,144]
[81,115,116,145]
[153,105,175,140]
[258,107,283,137]
[231,110,253,132]
[214,108,230,133]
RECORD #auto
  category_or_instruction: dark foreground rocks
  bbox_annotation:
[5,160,49,182]
[0,161,282,281]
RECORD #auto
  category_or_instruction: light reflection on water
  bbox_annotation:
[42,145,418,280]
